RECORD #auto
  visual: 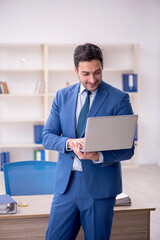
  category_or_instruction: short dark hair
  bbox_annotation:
[73,43,103,69]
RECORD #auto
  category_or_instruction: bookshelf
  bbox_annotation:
[0,43,139,165]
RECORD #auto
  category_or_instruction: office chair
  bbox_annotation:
[3,161,57,196]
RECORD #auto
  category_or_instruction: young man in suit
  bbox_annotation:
[42,43,134,240]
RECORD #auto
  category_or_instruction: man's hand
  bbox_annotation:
[67,138,84,150]
[67,138,99,161]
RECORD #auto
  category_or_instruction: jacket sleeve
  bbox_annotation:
[42,92,69,153]
[101,93,135,167]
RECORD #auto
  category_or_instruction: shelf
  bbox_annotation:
[48,67,136,73]
[48,68,74,72]
[0,93,57,98]
[0,143,43,148]
[0,68,44,72]
[0,93,45,98]
[103,68,135,72]
[0,118,45,123]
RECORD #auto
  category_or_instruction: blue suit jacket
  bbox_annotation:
[42,81,134,199]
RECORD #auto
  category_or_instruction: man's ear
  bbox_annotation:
[74,66,78,75]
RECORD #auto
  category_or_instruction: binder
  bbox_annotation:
[41,150,45,161]
[122,73,138,92]
[34,125,44,144]
[0,152,10,171]
[0,194,17,214]
[0,152,5,171]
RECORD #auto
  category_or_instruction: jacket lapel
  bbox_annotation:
[67,83,80,138]
[82,81,110,137]
[88,81,110,117]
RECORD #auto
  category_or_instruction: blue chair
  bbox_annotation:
[3,161,57,196]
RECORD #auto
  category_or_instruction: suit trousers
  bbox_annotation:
[46,171,115,240]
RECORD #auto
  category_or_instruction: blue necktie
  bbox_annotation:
[77,90,91,138]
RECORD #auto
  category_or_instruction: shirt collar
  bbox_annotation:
[79,83,98,95]
[79,83,85,94]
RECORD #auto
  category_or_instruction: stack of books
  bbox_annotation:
[115,193,131,206]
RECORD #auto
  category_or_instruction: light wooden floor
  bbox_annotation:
[0,164,160,240]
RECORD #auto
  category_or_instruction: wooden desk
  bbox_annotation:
[0,195,155,240]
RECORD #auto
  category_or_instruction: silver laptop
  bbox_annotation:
[82,115,138,152]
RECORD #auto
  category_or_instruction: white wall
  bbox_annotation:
[0,0,160,165]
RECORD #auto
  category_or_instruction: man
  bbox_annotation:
[42,43,134,240]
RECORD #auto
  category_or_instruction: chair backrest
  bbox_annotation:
[3,161,57,196]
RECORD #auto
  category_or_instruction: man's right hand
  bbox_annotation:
[67,138,84,150]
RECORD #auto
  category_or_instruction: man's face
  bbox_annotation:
[74,59,103,92]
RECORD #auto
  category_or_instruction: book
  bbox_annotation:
[34,150,45,161]
[0,82,9,94]
[35,80,45,94]
[34,125,44,144]
[122,74,138,92]
[34,150,41,161]
[0,82,3,94]
[0,194,17,214]
[115,193,131,206]
[2,82,9,94]
[0,152,10,171]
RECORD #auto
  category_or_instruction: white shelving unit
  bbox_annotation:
[0,43,139,165]
[100,43,140,166]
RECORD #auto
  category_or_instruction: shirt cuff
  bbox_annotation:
[66,139,72,151]
[92,152,104,164]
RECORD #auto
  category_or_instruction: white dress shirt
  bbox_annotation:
[67,83,103,171]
